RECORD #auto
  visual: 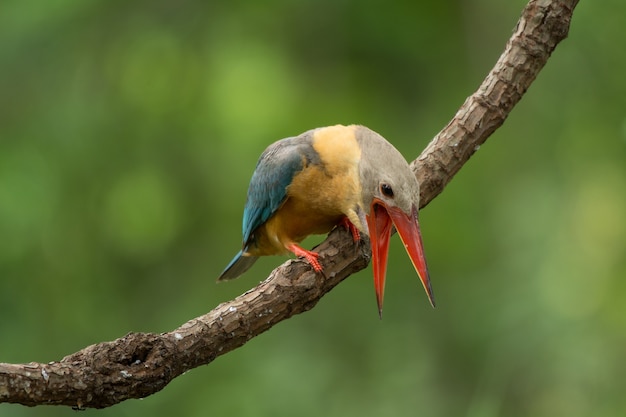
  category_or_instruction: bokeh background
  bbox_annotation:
[1,0,625,416]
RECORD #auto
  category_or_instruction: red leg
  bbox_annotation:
[339,216,361,242]
[286,243,323,273]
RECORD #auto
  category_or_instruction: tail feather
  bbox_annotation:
[217,250,258,281]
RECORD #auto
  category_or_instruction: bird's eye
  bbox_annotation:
[380,183,394,198]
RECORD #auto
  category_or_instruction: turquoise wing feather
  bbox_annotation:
[218,133,319,281]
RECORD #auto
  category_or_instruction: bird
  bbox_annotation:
[218,124,435,316]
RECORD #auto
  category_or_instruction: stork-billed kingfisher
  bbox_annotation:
[218,124,435,315]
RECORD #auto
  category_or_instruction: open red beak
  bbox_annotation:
[366,199,435,317]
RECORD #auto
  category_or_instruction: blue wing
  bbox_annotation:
[218,131,318,281]
[241,134,318,246]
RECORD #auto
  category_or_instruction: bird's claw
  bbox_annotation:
[339,216,361,242]
[287,243,324,276]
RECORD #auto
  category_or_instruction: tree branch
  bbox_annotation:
[0,0,579,409]
[414,0,579,205]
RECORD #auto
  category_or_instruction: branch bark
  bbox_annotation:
[0,0,579,409]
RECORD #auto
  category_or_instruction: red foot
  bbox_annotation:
[287,243,323,273]
[339,217,361,242]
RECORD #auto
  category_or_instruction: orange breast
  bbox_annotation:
[247,125,364,257]
[248,163,358,256]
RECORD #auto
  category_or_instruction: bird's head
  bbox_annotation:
[354,126,435,317]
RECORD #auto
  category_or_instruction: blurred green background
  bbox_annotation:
[1,0,625,416]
